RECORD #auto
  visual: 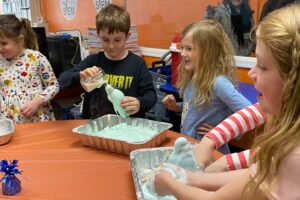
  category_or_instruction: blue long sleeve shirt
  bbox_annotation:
[180,76,251,140]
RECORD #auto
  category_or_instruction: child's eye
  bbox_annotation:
[101,38,109,42]
[181,46,192,51]
[258,64,267,71]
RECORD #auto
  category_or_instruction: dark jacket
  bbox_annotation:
[260,0,300,21]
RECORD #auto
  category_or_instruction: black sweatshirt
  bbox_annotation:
[59,51,157,119]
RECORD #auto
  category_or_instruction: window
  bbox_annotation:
[2,0,31,20]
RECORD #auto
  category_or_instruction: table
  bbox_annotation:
[0,120,221,200]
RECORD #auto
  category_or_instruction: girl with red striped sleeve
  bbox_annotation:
[154,5,300,199]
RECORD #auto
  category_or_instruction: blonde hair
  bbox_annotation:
[0,14,38,50]
[177,20,236,106]
[243,4,300,199]
[96,4,130,35]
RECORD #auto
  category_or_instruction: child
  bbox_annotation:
[163,20,251,153]
[0,15,59,123]
[154,4,300,199]
[59,4,156,119]
[196,0,300,173]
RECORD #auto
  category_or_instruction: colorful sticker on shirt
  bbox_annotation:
[181,99,190,127]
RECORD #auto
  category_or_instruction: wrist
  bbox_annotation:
[203,136,216,150]
[173,103,181,112]
[36,95,45,105]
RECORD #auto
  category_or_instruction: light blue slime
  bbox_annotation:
[105,84,129,118]
[167,137,197,171]
[142,137,198,200]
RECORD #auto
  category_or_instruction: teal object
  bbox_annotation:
[167,137,197,171]
[105,84,129,118]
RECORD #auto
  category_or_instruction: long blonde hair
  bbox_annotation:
[244,4,300,199]
[177,20,236,106]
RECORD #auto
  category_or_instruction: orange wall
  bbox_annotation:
[42,0,265,48]
[41,0,124,35]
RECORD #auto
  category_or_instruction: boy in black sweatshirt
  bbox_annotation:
[59,4,156,119]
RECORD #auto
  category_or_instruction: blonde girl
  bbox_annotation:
[0,15,59,123]
[163,20,251,153]
[155,4,300,199]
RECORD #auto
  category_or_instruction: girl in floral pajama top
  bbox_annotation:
[0,15,59,123]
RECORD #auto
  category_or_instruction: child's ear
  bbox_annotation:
[17,34,25,45]
[126,32,131,39]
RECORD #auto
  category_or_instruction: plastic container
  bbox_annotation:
[170,33,181,87]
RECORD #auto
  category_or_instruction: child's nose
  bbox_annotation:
[108,42,114,48]
[248,65,256,81]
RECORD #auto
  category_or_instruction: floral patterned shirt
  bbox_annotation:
[0,49,59,123]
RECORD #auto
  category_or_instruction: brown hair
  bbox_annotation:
[0,14,38,50]
[95,4,130,35]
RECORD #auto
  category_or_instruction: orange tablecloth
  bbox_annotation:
[0,120,221,200]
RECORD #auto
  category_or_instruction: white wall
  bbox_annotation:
[0,0,3,14]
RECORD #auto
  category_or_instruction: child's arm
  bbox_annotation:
[206,103,266,149]
[195,103,266,168]
[203,150,250,173]
[21,53,59,116]
[154,168,249,199]
[37,54,59,103]
[58,55,94,89]
[225,150,250,170]
[162,94,182,112]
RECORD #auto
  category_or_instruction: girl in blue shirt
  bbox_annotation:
[163,20,251,154]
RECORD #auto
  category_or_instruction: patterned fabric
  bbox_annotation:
[0,49,59,123]
[206,103,267,170]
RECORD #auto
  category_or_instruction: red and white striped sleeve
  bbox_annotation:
[205,103,266,149]
[226,150,250,170]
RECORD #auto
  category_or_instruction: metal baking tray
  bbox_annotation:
[72,114,173,155]
[130,147,174,200]
[0,118,14,145]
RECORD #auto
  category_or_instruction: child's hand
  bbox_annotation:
[154,163,187,196]
[196,123,213,136]
[162,94,180,112]
[120,96,140,115]
[79,66,100,79]
[154,170,174,196]
[20,96,44,116]
[194,137,216,168]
